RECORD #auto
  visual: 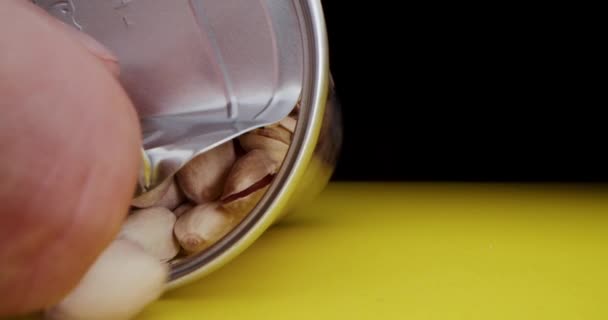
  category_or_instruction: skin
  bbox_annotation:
[0,0,141,316]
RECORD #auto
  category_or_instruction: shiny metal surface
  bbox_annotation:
[167,0,339,288]
[280,79,341,218]
[34,0,304,190]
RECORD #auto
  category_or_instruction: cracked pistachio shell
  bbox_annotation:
[176,141,236,204]
[254,126,292,144]
[238,133,289,165]
[278,116,297,133]
[222,149,277,200]
[221,185,270,218]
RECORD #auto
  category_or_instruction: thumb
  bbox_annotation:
[22,1,121,78]
[0,0,141,316]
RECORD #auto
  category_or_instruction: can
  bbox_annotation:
[166,0,342,288]
[33,0,341,291]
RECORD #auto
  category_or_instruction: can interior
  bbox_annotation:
[168,0,326,284]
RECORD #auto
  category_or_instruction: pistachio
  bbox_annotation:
[176,141,236,204]
[46,239,167,320]
[119,207,179,262]
[173,203,234,254]
[123,104,296,268]
[155,178,184,210]
[222,185,270,217]
[238,133,289,165]
[222,150,277,201]
[278,116,297,133]
[219,150,276,218]
[255,126,292,144]
[130,176,172,209]
[172,202,194,218]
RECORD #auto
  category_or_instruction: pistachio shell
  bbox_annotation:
[45,239,167,320]
[176,141,236,204]
[238,133,289,165]
[130,176,172,208]
[221,185,269,218]
[278,116,297,133]
[220,150,275,219]
[173,202,194,218]
[119,207,179,261]
[173,203,234,254]
[265,148,289,166]
[155,179,184,210]
[255,126,292,144]
[221,150,277,201]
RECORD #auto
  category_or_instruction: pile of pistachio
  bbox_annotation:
[130,113,297,261]
[46,112,298,320]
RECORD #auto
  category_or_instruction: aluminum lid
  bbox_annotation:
[34,0,304,190]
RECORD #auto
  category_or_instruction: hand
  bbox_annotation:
[0,1,141,316]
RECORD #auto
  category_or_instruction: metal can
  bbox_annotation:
[166,0,341,288]
[33,0,341,290]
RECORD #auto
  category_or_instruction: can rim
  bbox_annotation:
[167,0,329,289]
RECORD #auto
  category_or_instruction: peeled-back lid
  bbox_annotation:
[33,0,304,190]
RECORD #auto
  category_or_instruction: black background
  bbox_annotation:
[321,2,606,182]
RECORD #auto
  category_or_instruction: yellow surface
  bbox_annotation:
[135,182,608,319]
